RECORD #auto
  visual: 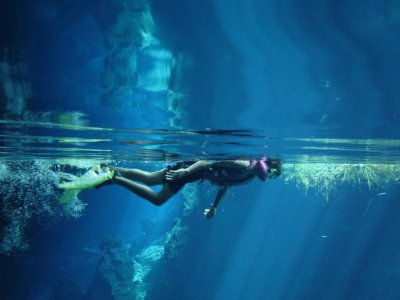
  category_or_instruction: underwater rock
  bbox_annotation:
[135,218,189,267]
[88,184,198,299]
[163,219,189,262]
[97,236,139,300]
[51,277,85,300]
[85,267,115,300]
[181,184,199,217]
[137,217,192,298]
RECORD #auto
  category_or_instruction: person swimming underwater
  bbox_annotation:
[98,159,282,219]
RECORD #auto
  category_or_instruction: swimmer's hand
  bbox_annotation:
[204,205,216,219]
[166,168,189,181]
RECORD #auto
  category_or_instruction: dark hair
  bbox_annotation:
[266,158,282,177]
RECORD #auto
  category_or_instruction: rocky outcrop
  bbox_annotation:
[90,185,198,299]
[97,236,140,300]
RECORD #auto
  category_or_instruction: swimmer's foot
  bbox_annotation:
[95,166,120,189]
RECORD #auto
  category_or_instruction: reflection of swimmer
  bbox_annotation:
[98,159,282,219]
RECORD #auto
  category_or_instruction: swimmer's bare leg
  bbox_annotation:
[114,176,174,206]
[113,167,167,186]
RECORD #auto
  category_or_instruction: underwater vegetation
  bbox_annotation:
[284,162,400,201]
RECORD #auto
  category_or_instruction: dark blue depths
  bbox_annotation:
[2,183,400,299]
[1,0,400,299]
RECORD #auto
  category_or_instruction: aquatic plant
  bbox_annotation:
[284,162,400,201]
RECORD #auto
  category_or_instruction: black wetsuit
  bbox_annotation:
[165,161,205,193]
[165,160,257,193]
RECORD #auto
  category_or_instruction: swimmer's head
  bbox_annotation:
[256,158,282,181]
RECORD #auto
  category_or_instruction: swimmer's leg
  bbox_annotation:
[114,176,174,206]
[112,167,167,186]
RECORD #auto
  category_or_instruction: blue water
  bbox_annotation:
[1,0,400,299]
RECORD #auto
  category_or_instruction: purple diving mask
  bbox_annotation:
[256,158,269,181]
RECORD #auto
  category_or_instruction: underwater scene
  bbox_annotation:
[1,0,400,299]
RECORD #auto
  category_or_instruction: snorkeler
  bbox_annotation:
[98,159,282,219]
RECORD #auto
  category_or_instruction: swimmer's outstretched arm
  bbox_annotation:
[204,185,228,219]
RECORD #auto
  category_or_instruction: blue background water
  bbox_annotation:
[1,0,400,299]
